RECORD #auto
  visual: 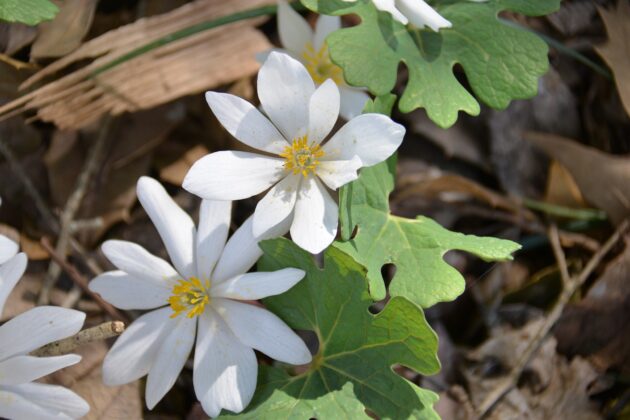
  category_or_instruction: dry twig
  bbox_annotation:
[475,220,629,418]
[31,321,125,357]
[38,116,112,304]
[40,237,128,322]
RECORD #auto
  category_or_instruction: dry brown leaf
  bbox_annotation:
[544,160,587,209]
[159,144,209,186]
[465,321,601,420]
[396,169,535,219]
[49,341,143,420]
[555,235,630,375]
[525,132,630,225]
[0,0,273,129]
[45,104,182,245]
[1,23,38,55]
[595,1,630,117]
[0,273,69,320]
[31,0,99,58]
[20,233,50,260]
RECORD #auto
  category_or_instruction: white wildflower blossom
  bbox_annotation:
[183,51,404,254]
[343,0,452,31]
[0,251,89,420]
[90,177,311,417]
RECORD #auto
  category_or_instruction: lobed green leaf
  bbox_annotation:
[223,239,440,419]
[302,0,561,127]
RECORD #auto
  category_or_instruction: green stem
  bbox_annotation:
[500,18,613,80]
[523,198,607,221]
[91,2,304,77]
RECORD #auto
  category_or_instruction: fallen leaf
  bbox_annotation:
[49,340,143,420]
[555,235,630,375]
[159,144,209,186]
[1,23,37,55]
[20,233,50,260]
[595,1,630,117]
[525,132,630,225]
[0,0,273,129]
[465,320,601,419]
[44,103,183,245]
[544,160,587,209]
[31,0,98,58]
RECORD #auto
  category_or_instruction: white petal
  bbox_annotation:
[317,157,362,190]
[211,268,305,300]
[314,15,341,51]
[396,0,452,31]
[0,252,27,317]
[308,79,340,144]
[193,310,257,417]
[213,215,291,284]
[290,177,338,254]
[0,354,80,385]
[339,86,370,120]
[197,200,231,280]
[252,175,299,239]
[137,176,197,280]
[0,307,84,361]
[258,51,315,141]
[277,0,313,58]
[102,240,179,286]
[0,388,71,420]
[146,316,196,409]
[183,151,285,201]
[89,271,171,310]
[322,113,405,166]
[0,234,18,265]
[214,299,311,365]
[373,0,408,24]
[205,92,289,154]
[102,307,172,386]
[3,382,89,419]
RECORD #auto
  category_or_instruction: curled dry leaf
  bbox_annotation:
[555,235,630,375]
[525,132,630,225]
[595,1,630,118]
[44,104,183,245]
[0,0,273,129]
[465,320,600,420]
[47,341,142,420]
[30,0,99,58]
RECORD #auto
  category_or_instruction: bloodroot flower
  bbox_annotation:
[343,0,452,31]
[89,177,310,417]
[183,51,404,254]
[0,197,18,266]
[0,252,89,420]
[271,0,370,119]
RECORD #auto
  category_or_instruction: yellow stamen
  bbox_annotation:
[168,277,211,319]
[302,42,344,85]
[279,135,325,177]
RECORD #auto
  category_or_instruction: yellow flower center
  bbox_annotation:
[279,135,325,177]
[168,277,210,319]
[302,42,344,85]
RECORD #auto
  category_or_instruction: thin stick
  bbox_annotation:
[40,237,128,322]
[38,115,112,304]
[476,220,629,418]
[31,321,125,357]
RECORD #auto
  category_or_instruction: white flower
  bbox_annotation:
[0,197,19,266]
[89,177,311,417]
[183,51,404,254]
[0,253,89,420]
[270,0,369,119]
[343,0,452,31]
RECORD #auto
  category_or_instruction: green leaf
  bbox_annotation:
[0,0,59,25]
[336,157,522,307]
[224,239,440,419]
[302,0,561,128]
